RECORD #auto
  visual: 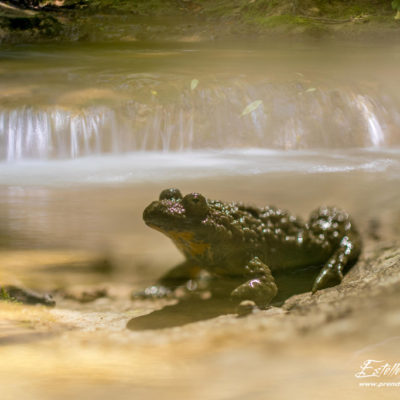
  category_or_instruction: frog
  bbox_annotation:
[138,188,362,309]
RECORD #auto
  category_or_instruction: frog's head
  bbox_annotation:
[143,188,209,233]
[143,188,217,257]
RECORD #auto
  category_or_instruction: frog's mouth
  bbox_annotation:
[144,219,194,235]
[145,222,171,234]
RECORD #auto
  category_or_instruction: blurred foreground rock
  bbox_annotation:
[1,285,55,306]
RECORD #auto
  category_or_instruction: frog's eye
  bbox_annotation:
[182,193,208,219]
[159,188,182,201]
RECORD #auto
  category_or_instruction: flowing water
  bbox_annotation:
[0,41,399,283]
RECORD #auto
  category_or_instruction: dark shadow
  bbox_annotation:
[127,264,323,331]
[271,264,321,306]
[127,296,236,331]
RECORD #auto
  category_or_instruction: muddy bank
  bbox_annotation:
[1,241,400,399]
[1,0,400,44]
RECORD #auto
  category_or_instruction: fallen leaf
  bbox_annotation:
[191,79,199,91]
[241,100,263,116]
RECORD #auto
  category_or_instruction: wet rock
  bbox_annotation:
[62,285,108,303]
[279,245,400,337]
[1,285,55,306]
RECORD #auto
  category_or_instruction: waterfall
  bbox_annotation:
[0,79,398,161]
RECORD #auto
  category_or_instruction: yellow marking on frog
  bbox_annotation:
[168,231,210,256]
[147,224,210,256]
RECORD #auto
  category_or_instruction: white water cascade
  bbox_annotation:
[1,81,398,161]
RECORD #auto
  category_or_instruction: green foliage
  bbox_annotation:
[0,287,12,302]
[1,0,399,43]
[0,287,20,303]
[393,0,400,11]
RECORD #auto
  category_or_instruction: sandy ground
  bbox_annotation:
[1,240,400,400]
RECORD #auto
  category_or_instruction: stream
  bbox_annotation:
[0,41,399,283]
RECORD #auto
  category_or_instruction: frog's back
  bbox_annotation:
[220,203,360,272]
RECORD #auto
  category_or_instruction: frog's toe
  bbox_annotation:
[312,268,343,293]
[231,278,277,308]
[131,285,172,300]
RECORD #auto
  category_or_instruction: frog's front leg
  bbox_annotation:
[231,257,278,308]
[133,260,200,299]
[312,233,361,293]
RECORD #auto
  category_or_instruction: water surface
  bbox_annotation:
[0,41,399,281]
